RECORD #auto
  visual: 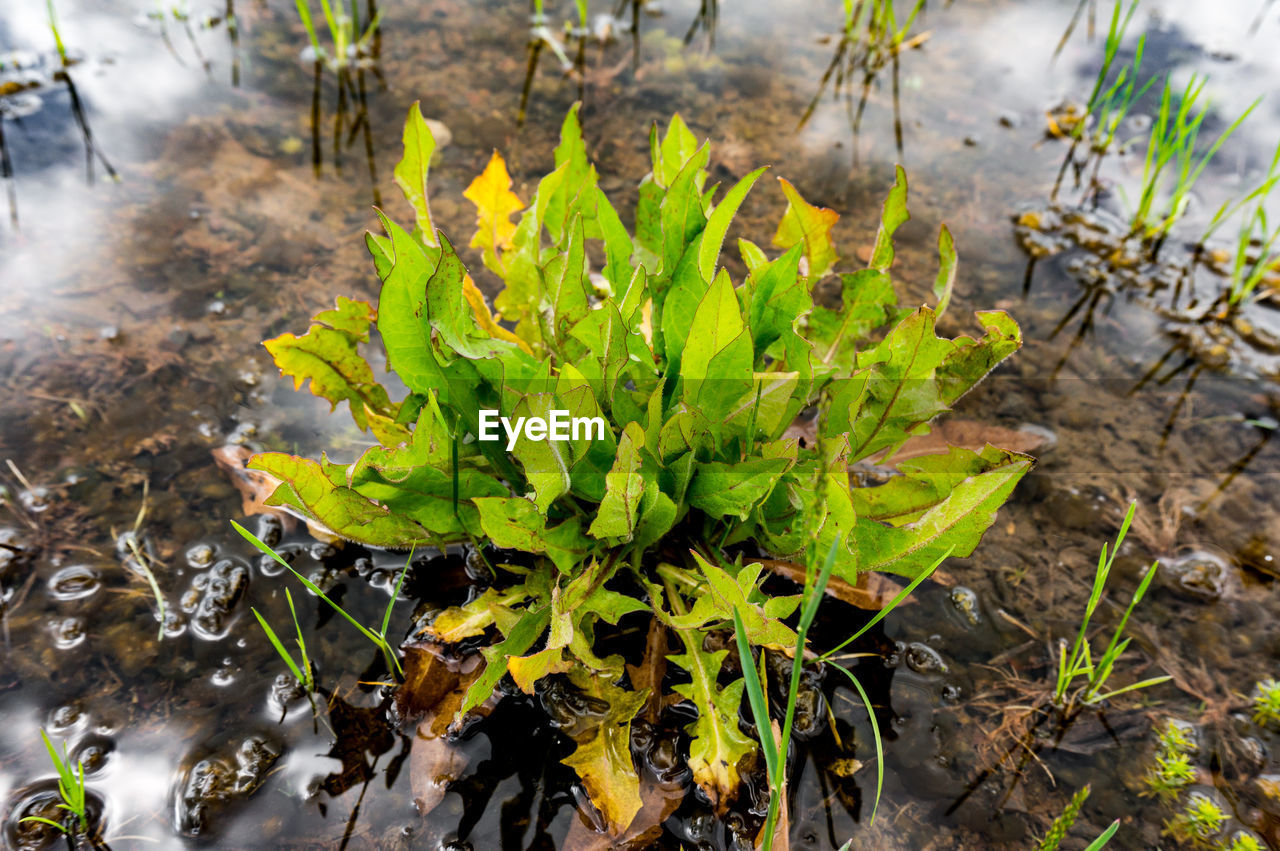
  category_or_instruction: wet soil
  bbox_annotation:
[3,0,1280,848]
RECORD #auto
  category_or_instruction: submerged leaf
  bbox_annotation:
[667,634,755,810]
[562,668,648,834]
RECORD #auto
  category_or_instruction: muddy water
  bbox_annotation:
[2,0,1280,848]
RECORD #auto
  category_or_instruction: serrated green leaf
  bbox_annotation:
[829,307,1022,461]
[248,453,430,547]
[667,637,755,808]
[472,497,590,574]
[808,268,897,365]
[853,450,1032,578]
[423,585,535,642]
[263,297,393,431]
[677,554,799,648]
[698,167,768,281]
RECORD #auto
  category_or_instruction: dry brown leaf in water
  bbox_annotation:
[400,643,487,818]
[625,619,669,725]
[212,445,296,529]
[563,776,684,851]
[879,419,1050,462]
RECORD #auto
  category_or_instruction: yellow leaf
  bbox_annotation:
[364,405,412,447]
[772,177,840,278]
[508,647,573,693]
[561,669,647,834]
[464,151,524,273]
[462,274,533,354]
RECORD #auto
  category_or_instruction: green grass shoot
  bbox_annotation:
[1126,74,1259,247]
[734,535,841,848]
[294,0,383,70]
[20,729,89,835]
[735,539,951,846]
[1085,820,1120,850]
[1196,138,1280,307]
[252,588,314,692]
[1053,502,1171,709]
[1080,12,1153,157]
[232,519,410,679]
[46,0,69,66]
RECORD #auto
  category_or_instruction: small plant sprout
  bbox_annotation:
[20,729,89,835]
[251,588,314,693]
[1125,73,1259,251]
[1144,747,1197,802]
[294,0,382,70]
[1162,791,1227,846]
[1157,718,1200,755]
[1251,679,1280,726]
[798,0,930,141]
[1053,502,1171,710]
[1220,831,1265,851]
[1054,1,1157,200]
[1142,718,1208,823]
[1037,784,1090,851]
[1037,784,1122,851]
[46,0,69,66]
[232,520,411,679]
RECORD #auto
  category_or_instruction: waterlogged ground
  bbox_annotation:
[3,0,1280,848]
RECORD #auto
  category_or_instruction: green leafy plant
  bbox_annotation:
[248,102,1030,831]
[20,729,89,835]
[1163,791,1227,847]
[1143,720,1198,802]
[1251,678,1280,726]
[233,520,410,678]
[1053,501,1170,710]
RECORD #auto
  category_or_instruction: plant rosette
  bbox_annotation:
[246,102,1032,834]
